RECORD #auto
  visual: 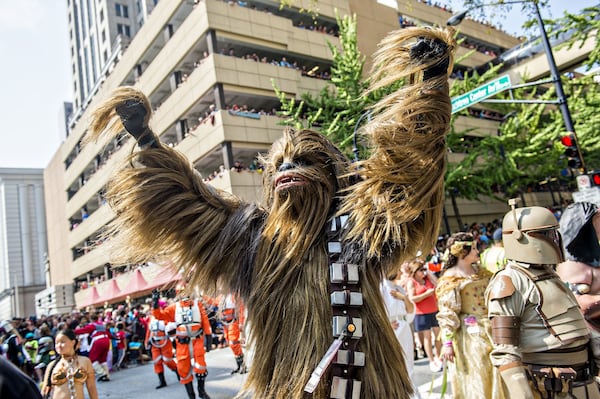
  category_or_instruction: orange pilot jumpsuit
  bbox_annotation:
[220,294,247,374]
[152,298,212,385]
[221,294,244,358]
[145,316,177,374]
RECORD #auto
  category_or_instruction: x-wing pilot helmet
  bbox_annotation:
[175,283,189,299]
[502,199,564,265]
[175,282,199,302]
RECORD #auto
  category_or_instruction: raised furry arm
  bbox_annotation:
[340,27,455,264]
[87,87,265,295]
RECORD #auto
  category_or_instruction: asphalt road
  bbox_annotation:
[95,348,450,398]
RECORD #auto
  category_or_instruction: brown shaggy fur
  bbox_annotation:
[86,27,455,399]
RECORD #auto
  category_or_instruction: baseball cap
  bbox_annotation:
[493,228,502,241]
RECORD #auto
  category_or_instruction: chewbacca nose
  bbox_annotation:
[278,162,294,172]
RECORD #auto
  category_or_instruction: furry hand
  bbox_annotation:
[115,99,158,148]
[410,36,450,81]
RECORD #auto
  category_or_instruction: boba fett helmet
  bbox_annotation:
[502,198,564,265]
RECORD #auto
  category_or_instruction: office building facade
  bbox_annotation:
[0,168,47,319]
[45,0,586,309]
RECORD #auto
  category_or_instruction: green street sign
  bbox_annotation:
[451,75,512,114]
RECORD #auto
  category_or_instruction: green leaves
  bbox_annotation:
[272,13,374,158]
[274,3,600,203]
[547,6,600,71]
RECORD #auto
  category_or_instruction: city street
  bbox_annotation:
[95,347,449,398]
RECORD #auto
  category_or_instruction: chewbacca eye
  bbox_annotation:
[295,157,312,167]
[278,162,294,172]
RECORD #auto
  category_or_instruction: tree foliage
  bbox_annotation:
[546,5,600,71]
[273,3,600,203]
[444,3,600,200]
[273,13,397,159]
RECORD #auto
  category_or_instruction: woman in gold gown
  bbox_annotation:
[435,232,506,399]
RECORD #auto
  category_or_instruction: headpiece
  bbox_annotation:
[449,241,473,257]
[409,260,426,275]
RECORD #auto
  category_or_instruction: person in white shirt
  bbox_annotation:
[380,271,420,398]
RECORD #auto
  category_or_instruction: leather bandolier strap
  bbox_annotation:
[304,214,364,399]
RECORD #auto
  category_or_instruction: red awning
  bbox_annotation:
[79,286,101,308]
[99,279,124,304]
[120,269,150,297]
[148,268,181,291]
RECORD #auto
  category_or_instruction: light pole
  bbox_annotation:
[447,0,587,173]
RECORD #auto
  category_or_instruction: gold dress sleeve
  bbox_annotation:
[437,271,507,399]
[435,275,462,341]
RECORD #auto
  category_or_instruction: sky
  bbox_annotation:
[0,0,597,169]
[0,0,70,169]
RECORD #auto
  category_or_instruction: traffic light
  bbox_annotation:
[561,134,582,169]
[590,171,600,186]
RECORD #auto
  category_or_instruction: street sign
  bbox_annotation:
[572,187,600,206]
[576,174,591,191]
[451,75,512,114]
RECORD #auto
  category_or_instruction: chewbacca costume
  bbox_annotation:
[87,27,455,399]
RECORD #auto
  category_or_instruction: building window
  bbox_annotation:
[99,9,104,22]
[117,23,131,38]
[101,29,106,42]
[115,3,128,18]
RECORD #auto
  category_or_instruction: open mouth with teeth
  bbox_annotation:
[274,173,307,191]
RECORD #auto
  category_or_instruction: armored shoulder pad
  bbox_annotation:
[488,275,515,300]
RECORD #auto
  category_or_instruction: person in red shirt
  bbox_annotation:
[406,259,442,373]
[152,290,212,399]
[74,313,112,381]
[114,323,127,370]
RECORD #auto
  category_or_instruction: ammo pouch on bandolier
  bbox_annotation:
[528,365,577,397]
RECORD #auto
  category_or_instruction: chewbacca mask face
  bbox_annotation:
[259,129,350,258]
[262,129,349,210]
